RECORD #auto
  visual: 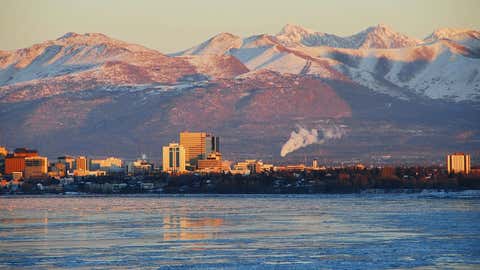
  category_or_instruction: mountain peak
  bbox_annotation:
[369,24,393,31]
[210,32,240,41]
[56,32,109,41]
[426,28,480,41]
[49,32,157,54]
[362,24,399,36]
[57,32,79,40]
[276,24,318,46]
[52,32,125,48]
[354,24,419,49]
[279,24,315,35]
[177,32,242,56]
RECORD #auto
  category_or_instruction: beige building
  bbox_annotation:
[0,146,8,156]
[179,132,219,167]
[197,152,231,173]
[90,157,123,172]
[447,153,471,174]
[24,156,48,179]
[126,159,152,175]
[162,143,186,173]
[48,162,67,178]
[74,169,106,177]
[231,160,271,175]
[11,171,23,181]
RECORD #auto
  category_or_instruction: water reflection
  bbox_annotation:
[162,216,224,241]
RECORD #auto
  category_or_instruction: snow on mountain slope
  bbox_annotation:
[275,24,420,49]
[315,40,480,101]
[2,25,479,103]
[175,33,242,56]
[386,41,480,101]
[182,54,249,78]
[178,24,479,101]
[425,28,480,45]
[0,33,209,102]
[423,28,480,58]
[349,24,420,49]
[0,32,174,87]
[179,32,347,81]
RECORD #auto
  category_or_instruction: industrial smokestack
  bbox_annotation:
[280,124,347,157]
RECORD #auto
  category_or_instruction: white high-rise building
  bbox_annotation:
[447,153,471,174]
[162,143,186,173]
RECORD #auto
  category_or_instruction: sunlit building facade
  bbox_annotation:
[312,159,318,169]
[24,156,48,179]
[197,152,230,173]
[90,157,123,172]
[162,143,186,173]
[49,162,67,178]
[179,132,219,167]
[75,156,89,171]
[0,146,7,156]
[58,156,75,172]
[4,148,38,175]
[127,158,153,175]
[0,146,7,175]
[447,153,471,174]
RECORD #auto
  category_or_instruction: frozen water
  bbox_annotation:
[0,193,479,269]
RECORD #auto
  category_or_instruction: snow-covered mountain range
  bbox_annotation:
[176,24,480,102]
[0,24,479,161]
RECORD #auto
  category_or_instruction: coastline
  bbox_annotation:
[2,189,480,198]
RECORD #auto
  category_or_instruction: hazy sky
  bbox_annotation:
[1,0,479,53]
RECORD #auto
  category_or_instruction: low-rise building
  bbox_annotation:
[24,156,48,179]
[58,156,75,174]
[0,146,7,174]
[230,160,270,175]
[127,159,153,175]
[4,148,38,175]
[90,157,123,173]
[197,152,231,173]
[49,162,67,178]
[11,171,23,181]
[74,169,106,177]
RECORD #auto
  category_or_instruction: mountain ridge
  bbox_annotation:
[0,25,479,162]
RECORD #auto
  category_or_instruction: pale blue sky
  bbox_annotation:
[1,0,479,53]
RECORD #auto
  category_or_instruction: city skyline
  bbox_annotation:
[1,2,479,269]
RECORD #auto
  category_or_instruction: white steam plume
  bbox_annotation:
[280,124,347,157]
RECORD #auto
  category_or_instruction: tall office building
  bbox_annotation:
[447,153,471,174]
[207,135,220,153]
[312,159,318,169]
[24,156,48,179]
[75,156,89,171]
[162,143,186,173]
[180,132,219,166]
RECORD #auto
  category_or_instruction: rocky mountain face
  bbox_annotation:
[1,25,479,163]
